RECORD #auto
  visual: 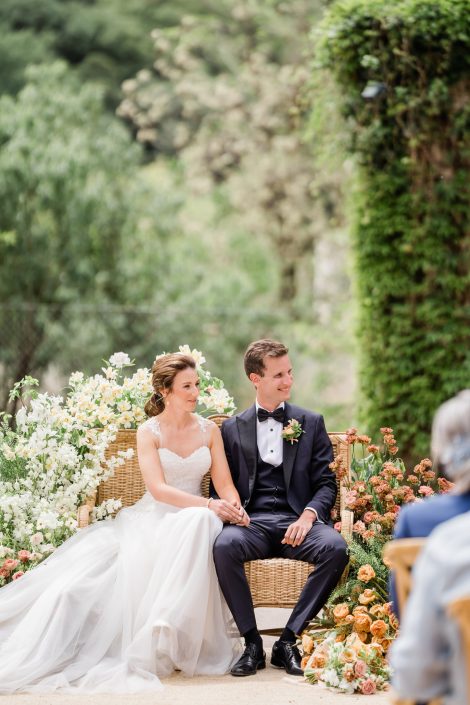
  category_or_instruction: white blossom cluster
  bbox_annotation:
[0,348,235,584]
[178,346,236,415]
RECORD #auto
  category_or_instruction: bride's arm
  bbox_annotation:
[208,424,250,526]
[137,426,243,523]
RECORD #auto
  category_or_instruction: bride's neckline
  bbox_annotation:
[158,446,209,461]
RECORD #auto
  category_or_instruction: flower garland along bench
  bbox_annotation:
[78,415,353,635]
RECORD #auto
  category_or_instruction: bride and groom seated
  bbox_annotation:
[0,338,348,692]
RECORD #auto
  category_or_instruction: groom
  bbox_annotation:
[213,339,348,677]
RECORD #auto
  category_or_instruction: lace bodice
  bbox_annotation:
[140,415,212,495]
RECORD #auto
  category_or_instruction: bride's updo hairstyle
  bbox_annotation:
[144,353,196,417]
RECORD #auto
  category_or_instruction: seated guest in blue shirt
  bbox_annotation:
[390,390,470,615]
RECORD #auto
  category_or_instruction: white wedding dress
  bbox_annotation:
[0,415,240,693]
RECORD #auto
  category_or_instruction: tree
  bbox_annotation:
[117,0,340,310]
[0,62,144,410]
[317,0,470,459]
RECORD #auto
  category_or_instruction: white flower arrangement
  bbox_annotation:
[0,347,235,585]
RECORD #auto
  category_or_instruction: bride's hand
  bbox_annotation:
[209,499,245,524]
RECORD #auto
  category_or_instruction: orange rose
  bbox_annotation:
[370,619,388,638]
[369,604,385,617]
[357,564,376,582]
[301,634,314,654]
[372,636,392,653]
[352,605,369,616]
[340,647,356,663]
[310,652,327,668]
[389,613,399,631]
[356,631,369,643]
[333,603,350,621]
[354,613,372,633]
[359,589,377,605]
[301,655,310,670]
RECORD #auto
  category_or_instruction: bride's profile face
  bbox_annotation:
[163,367,200,411]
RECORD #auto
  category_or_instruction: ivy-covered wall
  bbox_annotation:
[317,0,470,460]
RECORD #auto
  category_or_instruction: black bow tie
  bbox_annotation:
[257,407,284,423]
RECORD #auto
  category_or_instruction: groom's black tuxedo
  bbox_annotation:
[213,402,348,637]
[220,402,337,521]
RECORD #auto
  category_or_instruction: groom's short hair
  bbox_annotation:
[244,339,289,377]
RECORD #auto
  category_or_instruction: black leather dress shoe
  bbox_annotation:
[270,640,303,676]
[230,643,266,676]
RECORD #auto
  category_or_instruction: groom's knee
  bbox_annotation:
[213,526,245,568]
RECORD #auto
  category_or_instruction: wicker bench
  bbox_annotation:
[78,415,352,633]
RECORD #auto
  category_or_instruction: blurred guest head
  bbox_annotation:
[432,390,470,490]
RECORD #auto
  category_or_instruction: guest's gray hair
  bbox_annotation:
[432,390,470,492]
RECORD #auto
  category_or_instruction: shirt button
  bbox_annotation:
[270,428,274,432]
[270,449,273,453]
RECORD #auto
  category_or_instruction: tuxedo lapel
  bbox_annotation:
[282,403,305,489]
[236,405,257,501]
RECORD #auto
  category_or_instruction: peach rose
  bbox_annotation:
[12,571,24,580]
[372,636,392,653]
[368,642,384,656]
[2,558,19,572]
[358,564,376,582]
[335,633,346,642]
[352,605,368,615]
[301,655,309,670]
[359,589,377,605]
[389,613,399,631]
[310,652,327,668]
[333,603,350,621]
[0,567,9,578]
[354,659,367,677]
[356,630,369,643]
[369,604,385,617]
[17,550,32,562]
[360,678,377,695]
[370,619,388,638]
[301,634,314,654]
[340,648,356,663]
[354,614,372,633]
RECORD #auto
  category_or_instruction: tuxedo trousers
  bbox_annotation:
[213,512,348,636]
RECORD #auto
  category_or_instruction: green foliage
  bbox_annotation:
[317,0,470,460]
[0,62,145,406]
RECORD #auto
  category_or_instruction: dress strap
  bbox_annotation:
[144,416,161,442]
[196,414,212,444]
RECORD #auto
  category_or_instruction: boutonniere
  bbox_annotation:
[282,418,305,444]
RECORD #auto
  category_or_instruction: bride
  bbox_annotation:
[0,352,248,693]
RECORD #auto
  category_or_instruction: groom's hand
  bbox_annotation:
[281,512,315,547]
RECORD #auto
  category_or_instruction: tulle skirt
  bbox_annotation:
[0,494,240,693]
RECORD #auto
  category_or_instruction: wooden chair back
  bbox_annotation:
[384,538,441,705]
[383,538,425,617]
[447,596,470,703]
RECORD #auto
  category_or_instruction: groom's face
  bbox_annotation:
[251,354,293,408]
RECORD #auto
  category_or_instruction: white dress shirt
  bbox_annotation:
[255,401,284,466]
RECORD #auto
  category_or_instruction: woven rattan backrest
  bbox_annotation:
[97,416,350,509]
